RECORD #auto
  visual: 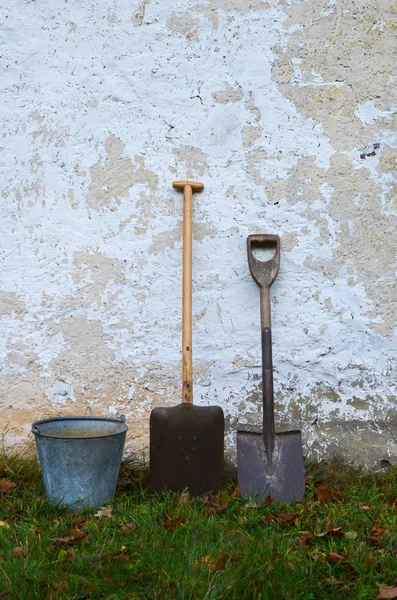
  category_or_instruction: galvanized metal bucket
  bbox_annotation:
[32,415,128,511]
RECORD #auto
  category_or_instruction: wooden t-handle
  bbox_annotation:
[173,180,204,404]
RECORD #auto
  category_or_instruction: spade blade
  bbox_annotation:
[237,429,305,503]
[150,403,224,496]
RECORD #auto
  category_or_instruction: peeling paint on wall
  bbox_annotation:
[0,0,396,468]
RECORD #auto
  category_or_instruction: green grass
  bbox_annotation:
[1,456,397,599]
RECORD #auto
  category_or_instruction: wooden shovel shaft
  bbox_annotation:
[182,184,193,403]
[261,284,275,463]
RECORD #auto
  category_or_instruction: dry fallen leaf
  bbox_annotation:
[94,506,112,519]
[202,496,229,515]
[365,525,389,546]
[371,526,388,537]
[56,581,68,592]
[231,485,240,498]
[264,512,299,526]
[178,491,190,506]
[56,527,91,545]
[12,545,29,558]
[117,468,134,488]
[326,551,349,564]
[194,552,236,573]
[163,516,186,531]
[325,577,344,586]
[315,484,341,502]
[245,502,257,509]
[120,522,136,533]
[0,479,16,494]
[296,530,313,546]
[316,526,343,538]
[378,587,397,599]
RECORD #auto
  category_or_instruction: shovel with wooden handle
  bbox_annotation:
[149,181,224,496]
[237,234,305,503]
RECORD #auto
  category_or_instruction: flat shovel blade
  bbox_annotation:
[150,403,224,496]
[237,429,305,503]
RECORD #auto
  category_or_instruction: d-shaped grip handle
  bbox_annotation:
[247,234,280,290]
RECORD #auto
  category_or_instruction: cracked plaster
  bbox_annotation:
[0,0,396,468]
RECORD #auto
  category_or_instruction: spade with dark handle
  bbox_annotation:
[237,234,305,503]
[149,181,224,496]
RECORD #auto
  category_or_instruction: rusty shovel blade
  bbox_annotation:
[150,403,224,496]
[237,430,305,503]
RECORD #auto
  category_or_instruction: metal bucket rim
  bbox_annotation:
[31,415,128,439]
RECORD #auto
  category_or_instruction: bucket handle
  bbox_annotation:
[32,425,39,434]
[117,414,126,423]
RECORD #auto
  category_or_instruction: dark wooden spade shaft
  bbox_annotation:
[262,319,276,465]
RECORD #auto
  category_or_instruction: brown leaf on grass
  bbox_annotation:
[56,581,68,592]
[163,516,186,531]
[264,496,273,505]
[85,588,95,596]
[194,552,237,573]
[312,479,325,487]
[311,554,321,562]
[94,506,112,519]
[265,563,275,573]
[361,503,371,510]
[0,479,16,494]
[365,525,389,546]
[120,522,136,533]
[117,467,134,488]
[264,512,299,526]
[295,531,313,546]
[365,536,383,547]
[202,496,229,515]
[379,588,397,599]
[326,551,349,564]
[12,545,29,558]
[206,502,228,515]
[315,484,341,502]
[371,526,388,537]
[231,485,240,498]
[325,578,344,586]
[245,502,257,509]
[316,526,343,538]
[178,491,190,506]
[56,527,91,545]
[32,524,44,534]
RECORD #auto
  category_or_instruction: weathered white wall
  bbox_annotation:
[1,0,396,466]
